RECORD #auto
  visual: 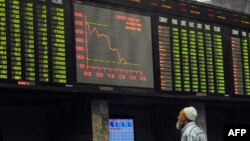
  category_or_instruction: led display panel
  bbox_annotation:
[0,0,73,89]
[231,29,250,95]
[155,15,226,95]
[74,3,154,88]
[109,118,135,141]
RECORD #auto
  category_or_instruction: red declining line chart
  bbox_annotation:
[74,4,154,88]
[82,17,128,65]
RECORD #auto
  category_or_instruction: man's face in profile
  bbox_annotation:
[176,110,186,130]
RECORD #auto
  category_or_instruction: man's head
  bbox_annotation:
[176,106,197,130]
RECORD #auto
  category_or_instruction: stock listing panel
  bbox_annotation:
[154,15,226,95]
[74,3,154,88]
[0,0,73,90]
[231,29,250,95]
[0,0,249,97]
[87,0,250,97]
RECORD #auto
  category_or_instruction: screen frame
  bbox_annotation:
[108,115,136,141]
[73,1,155,91]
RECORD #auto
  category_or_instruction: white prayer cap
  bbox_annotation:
[183,106,197,121]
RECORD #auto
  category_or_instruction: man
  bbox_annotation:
[176,106,207,141]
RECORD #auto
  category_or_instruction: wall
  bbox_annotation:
[0,105,48,141]
[1,93,250,141]
[0,95,93,141]
[206,101,250,141]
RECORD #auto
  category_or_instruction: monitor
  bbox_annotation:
[74,3,154,89]
[109,117,135,141]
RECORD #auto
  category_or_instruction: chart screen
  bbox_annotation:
[109,118,135,141]
[74,4,154,88]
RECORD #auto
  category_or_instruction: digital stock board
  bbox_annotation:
[0,0,73,90]
[74,3,154,88]
[0,0,250,97]
[231,29,250,95]
[155,15,226,95]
